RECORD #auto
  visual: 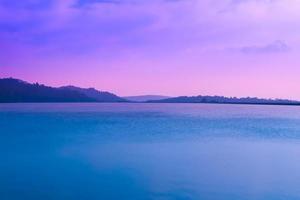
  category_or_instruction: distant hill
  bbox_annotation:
[0,78,127,103]
[61,86,128,102]
[1,78,300,105]
[123,95,171,102]
[147,95,300,106]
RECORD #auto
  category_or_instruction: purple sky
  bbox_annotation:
[1,0,300,99]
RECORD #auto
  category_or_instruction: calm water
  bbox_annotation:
[1,103,300,200]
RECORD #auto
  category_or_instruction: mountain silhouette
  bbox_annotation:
[123,95,171,102]
[60,86,127,102]
[0,78,127,103]
[1,78,299,105]
[147,95,300,105]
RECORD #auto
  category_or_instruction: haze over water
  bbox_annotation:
[1,103,300,200]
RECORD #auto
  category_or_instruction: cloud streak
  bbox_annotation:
[240,40,290,54]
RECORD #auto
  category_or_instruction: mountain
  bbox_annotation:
[0,78,95,103]
[0,78,127,103]
[1,77,300,105]
[147,95,300,105]
[123,95,171,102]
[61,86,128,102]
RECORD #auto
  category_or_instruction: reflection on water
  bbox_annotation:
[1,103,300,199]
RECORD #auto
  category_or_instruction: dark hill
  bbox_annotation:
[123,95,171,102]
[60,86,128,102]
[0,78,126,103]
[147,95,300,105]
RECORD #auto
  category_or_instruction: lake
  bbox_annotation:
[1,103,300,200]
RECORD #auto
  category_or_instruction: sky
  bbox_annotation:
[1,0,300,99]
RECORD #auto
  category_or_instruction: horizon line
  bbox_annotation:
[1,76,299,102]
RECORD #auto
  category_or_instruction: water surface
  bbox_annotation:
[1,103,300,200]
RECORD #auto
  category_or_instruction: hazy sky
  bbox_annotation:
[1,0,300,99]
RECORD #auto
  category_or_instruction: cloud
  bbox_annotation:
[0,0,299,59]
[239,40,290,54]
[74,0,183,7]
[75,0,122,7]
[0,0,53,10]
[230,0,276,5]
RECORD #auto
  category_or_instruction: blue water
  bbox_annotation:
[1,103,300,200]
